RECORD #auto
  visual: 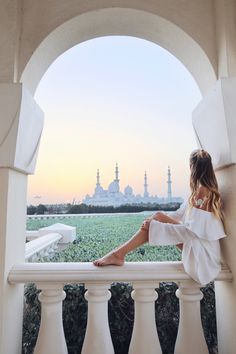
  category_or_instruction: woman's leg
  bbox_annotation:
[93,227,149,266]
[93,212,182,266]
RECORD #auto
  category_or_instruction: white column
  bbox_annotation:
[0,169,27,354]
[82,283,114,354]
[0,83,43,353]
[34,284,68,354]
[174,281,208,354]
[129,282,161,354]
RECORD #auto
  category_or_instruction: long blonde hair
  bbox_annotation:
[188,149,223,221]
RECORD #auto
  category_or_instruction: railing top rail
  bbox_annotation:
[8,261,232,284]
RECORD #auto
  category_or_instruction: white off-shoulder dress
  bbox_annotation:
[149,203,226,285]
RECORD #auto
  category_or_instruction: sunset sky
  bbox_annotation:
[27,36,202,205]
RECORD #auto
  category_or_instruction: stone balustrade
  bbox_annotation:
[25,233,62,262]
[27,211,152,220]
[8,262,232,354]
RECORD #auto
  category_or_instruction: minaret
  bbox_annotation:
[144,171,149,198]
[167,166,172,202]
[96,169,101,187]
[112,162,120,193]
[114,163,119,183]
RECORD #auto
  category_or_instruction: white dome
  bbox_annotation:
[95,185,104,195]
[108,181,119,193]
[124,185,133,196]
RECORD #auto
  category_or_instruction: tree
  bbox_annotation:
[36,204,48,215]
[27,205,36,215]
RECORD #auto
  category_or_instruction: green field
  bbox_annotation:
[27,214,181,262]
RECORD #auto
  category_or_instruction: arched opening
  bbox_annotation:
[25,37,210,354]
[28,36,201,206]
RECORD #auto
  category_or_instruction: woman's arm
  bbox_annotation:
[141,211,183,250]
[164,202,187,222]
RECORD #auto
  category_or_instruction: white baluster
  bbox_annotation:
[32,254,39,262]
[47,245,54,255]
[82,283,114,354]
[129,282,162,354]
[34,284,68,354]
[53,243,59,251]
[174,280,208,354]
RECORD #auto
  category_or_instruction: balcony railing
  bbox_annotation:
[25,233,62,262]
[8,262,232,354]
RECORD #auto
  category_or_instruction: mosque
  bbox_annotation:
[83,164,184,206]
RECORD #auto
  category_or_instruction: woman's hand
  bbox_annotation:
[141,218,151,231]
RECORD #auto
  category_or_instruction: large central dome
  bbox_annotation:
[108,181,119,193]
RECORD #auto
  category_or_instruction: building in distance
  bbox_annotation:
[83,164,184,207]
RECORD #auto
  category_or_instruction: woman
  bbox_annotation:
[93,149,226,285]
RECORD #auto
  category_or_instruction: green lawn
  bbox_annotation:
[27,214,181,262]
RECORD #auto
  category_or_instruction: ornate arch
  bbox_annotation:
[20,8,216,96]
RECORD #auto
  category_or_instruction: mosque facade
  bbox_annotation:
[83,164,184,206]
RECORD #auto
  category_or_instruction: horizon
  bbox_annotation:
[29,164,184,206]
[27,36,201,205]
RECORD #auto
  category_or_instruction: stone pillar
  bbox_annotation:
[82,283,114,354]
[174,281,208,354]
[215,166,236,354]
[214,0,236,78]
[0,83,43,353]
[34,284,68,354]
[129,282,161,354]
[192,77,236,354]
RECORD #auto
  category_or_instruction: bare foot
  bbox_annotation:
[93,252,124,267]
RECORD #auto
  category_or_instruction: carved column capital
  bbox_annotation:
[0,83,44,174]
